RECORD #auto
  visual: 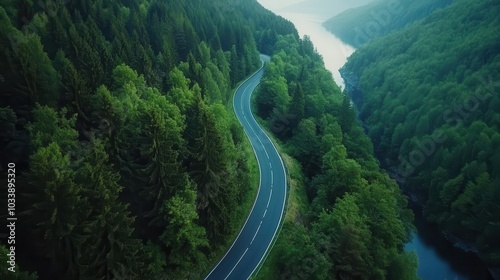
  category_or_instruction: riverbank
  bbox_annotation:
[255,7,354,89]
[406,200,493,280]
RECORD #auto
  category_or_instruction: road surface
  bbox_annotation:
[204,54,287,280]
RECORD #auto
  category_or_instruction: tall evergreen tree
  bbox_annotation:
[76,140,144,280]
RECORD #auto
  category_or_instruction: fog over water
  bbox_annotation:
[258,0,373,18]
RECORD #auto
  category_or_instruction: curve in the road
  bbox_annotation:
[204,54,287,280]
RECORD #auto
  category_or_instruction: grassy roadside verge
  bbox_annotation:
[253,152,309,280]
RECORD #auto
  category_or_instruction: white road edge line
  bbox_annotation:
[246,56,287,279]
[205,59,266,280]
[207,55,287,280]
[224,248,249,280]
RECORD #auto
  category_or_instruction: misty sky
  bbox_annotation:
[257,0,304,11]
[258,0,374,18]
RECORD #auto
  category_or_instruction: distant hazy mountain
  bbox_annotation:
[323,0,453,47]
[278,0,374,18]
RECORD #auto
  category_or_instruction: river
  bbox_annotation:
[256,1,493,279]
[257,0,356,89]
[406,202,492,280]
[271,12,354,90]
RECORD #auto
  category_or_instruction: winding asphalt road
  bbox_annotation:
[204,54,287,280]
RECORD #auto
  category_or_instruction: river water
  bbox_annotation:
[256,1,493,279]
[406,203,492,280]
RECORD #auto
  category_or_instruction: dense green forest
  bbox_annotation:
[323,0,452,47]
[253,34,418,279]
[341,0,500,269]
[0,0,297,278]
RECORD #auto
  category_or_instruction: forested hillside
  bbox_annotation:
[323,0,452,47]
[254,34,417,279]
[0,0,296,279]
[341,0,500,269]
